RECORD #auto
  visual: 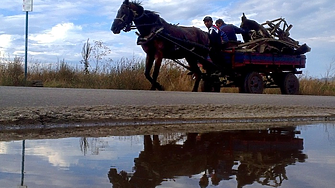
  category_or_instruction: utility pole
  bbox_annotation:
[23,0,33,81]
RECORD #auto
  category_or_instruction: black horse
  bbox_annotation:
[240,13,271,42]
[111,0,210,91]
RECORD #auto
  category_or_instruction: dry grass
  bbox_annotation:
[299,76,335,95]
[0,57,334,96]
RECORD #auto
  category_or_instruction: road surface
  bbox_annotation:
[1,86,334,108]
[0,86,334,127]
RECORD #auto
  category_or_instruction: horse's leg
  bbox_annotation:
[152,55,164,90]
[192,71,201,92]
[144,54,156,90]
[187,58,202,92]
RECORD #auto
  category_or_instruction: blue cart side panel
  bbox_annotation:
[225,52,306,69]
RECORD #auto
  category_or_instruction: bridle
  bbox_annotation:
[114,3,160,32]
[114,4,138,32]
[114,14,126,22]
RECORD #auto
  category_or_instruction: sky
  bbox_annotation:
[0,0,334,77]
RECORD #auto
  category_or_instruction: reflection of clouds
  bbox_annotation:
[23,136,143,168]
[0,142,8,154]
[0,141,22,154]
[1,125,335,187]
[305,150,335,165]
[0,136,144,188]
[286,161,335,188]
[31,145,76,168]
[0,141,24,176]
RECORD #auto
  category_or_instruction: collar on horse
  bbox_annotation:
[126,8,165,45]
[136,27,164,45]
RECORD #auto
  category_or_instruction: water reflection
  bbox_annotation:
[108,127,307,188]
[1,123,335,188]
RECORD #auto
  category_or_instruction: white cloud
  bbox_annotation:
[30,23,82,44]
[0,34,12,49]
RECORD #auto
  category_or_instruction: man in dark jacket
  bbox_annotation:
[203,16,227,66]
[215,19,245,41]
[203,16,228,47]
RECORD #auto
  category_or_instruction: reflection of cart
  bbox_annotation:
[161,17,310,94]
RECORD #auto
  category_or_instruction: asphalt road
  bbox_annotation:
[0,86,334,108]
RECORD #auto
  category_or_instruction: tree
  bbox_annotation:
[91,40,112,73]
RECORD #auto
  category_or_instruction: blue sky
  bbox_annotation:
[1,0,334,77]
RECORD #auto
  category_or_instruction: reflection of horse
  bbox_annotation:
[111,0,210,91]
[108,128,307,188]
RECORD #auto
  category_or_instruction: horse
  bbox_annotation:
[111,0,210,91]
[240,13,271,42]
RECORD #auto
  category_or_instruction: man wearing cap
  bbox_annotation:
[215,19,246,42]
[203,16,227,65]
[203,16,228,46]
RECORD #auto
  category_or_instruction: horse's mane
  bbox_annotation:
[131,0,142,6]
[130,1,176,27]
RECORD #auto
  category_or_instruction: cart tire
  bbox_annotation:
[241,72,264,94]
[280,73,299,95]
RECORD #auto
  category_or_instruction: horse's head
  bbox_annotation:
[111,0,135,34]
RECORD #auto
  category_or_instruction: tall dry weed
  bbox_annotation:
[0,57,334,95]
[299,76,335,96]
[0,57,25,86]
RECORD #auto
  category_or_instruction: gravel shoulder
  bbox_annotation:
[1,104,334,125]
[1,104,334,138]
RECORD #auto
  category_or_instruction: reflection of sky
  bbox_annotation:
[283,124,335,188]
[0,123,334,188]
[0,136,144,188]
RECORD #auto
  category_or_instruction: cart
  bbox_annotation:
[160,17,310,94]
[200,50,306,94]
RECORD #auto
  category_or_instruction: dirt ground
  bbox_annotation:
[1,104,334,141]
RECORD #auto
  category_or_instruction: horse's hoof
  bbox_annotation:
[157,84,165,91]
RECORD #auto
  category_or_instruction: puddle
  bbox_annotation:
[0,122,334,188]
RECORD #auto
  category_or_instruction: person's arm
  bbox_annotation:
[233,25,246,34]
[221,31,229,42]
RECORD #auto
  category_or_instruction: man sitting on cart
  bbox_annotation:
[203,16,227,66]
[215,19,246,42]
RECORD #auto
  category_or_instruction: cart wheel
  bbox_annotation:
[280,73,299,95]
[241,72,264,94]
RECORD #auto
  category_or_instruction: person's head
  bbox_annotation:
[203,16,213,28]
[215,19,224,28]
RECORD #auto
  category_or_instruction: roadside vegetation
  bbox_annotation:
[1,57,334,96]
[1,40,334,95]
